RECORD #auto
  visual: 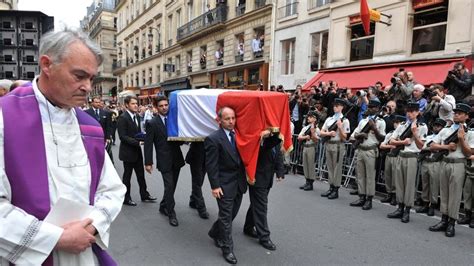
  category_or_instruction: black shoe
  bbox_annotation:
[189,201,197,209]
[416,205,429,214]
[159,206,169,216]
[198,210,210,219]
[259,240,276,251]
[350,195,366,207]
[123,199,137,206]
[401,207,411,223]
[299,180,309,190]
[380,194,392,203]
[349,189,359,195]
[141,195,157,202]
[321,185,334,197]
[469,216,474,228]
[390,194,397,206]
[429,214,449,232]
[168,214,179,227]
[327,187,339,200]
[303,182,314,191]
[445,218,455,237]
[427,206,435,216]
[362,196,373,210]
[243,227,258,238]
[387,204,404,219]
[223,251,237,264]
[213,238,224,248]
[458,210,471,224]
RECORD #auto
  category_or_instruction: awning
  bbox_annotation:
[160,77,190,92]
[303,56,472,91]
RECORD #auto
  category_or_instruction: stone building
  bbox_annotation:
[0,0,18,10]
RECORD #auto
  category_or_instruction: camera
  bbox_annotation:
[448,69,458,76]
[390,77,401,84]
[424,89,437,99]
[356,90,367,97]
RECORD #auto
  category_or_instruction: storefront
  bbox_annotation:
[139,83,161,106]
[160,77,191,96]
[210,62,269,90]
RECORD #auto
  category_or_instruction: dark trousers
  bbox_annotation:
[189,160,207,211]
[209,190,243,252]
[244,186,270,241]
[159,168,181,215]
[122,159,149,201]
[111,122,117,143]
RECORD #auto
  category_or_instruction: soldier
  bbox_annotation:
[416,118,446,216]
[458,154,474,228]
[349,100,386,210]
[429,103,474,237]
[387,102,428,223]
[320,98,351,199]
[298,111,320,191]
[379,115,406,206]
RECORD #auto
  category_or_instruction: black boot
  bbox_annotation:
[469,215,474,228]
[350,195,366,207]
[416,202,429,213]
[401,206,411,223]
[299,179,309,190]
[429,214,448,232]
[427,204,435,216]
[321,185,334,197]
[380,193,392,203]
[362,196,373,210]
[387,204,404,219]
[445,218,456,237]
[303,180,314,191]
[390,193,397,206]
[458,210,471,225]
[327,186,339,199]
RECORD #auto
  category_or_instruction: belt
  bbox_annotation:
[424,158,441,163]
[358,145,377,151]
[303,144,316,148]
[327,140,342,144]
[442,157,466,164]
[399,152,418,158]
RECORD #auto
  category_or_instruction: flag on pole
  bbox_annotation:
[360,0,371,35]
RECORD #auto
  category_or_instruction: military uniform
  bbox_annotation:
[298,124,320,191]
[349,115,386,210]
[381,131,398,205]
[459,158,474,227]
[321,112,351,199]
[387,114,428,223]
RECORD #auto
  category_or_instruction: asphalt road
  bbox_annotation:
[107,143,474,265]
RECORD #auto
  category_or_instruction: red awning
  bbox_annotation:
[303,57,471,91]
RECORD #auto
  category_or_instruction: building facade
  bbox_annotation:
[0,10,54,81]
[81,0,118,102]
[271,0,331,90]
[0,0,18,10]
[113,0,273,104]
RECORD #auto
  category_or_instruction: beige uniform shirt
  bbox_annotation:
[322,114,350,142]
[299,124,320,146]
[350,117,386,147]
[390,121,428,153]
[432,124,474,159]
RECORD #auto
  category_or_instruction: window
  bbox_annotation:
[227,70,244,87]
[187,50,193,72]
[235,33,245,62]
[412,3,448,54]
[168,15,173,47]
[176,55,181,75]
[309,0,331,10]
[350,22,375,61]
[135,72,139,86]
[176,9,182,28]
[310,31,328,71]
[26,55,34,62]
[25,22,33,29]
[5,72,14,79]
[216,73,224,87]
[27,72,35,79]
[142,70,146,86]
[4,38,12,45]
[156,65,161,83]
[2,21,11,29]
[4,55,13,62]
[187,1,194,22]
[216,40,224,66]
[25,39,34,46]
[248,67,260,85]
[281,39,295,75]
[279,0,297,18]
[200,46,207,69]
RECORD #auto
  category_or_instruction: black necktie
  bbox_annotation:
[229,131,236,151]
[164,117,168,128]
[134,115,139,128]
[95,109,100,121]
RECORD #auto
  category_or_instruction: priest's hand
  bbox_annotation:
[212,188,224,199]
[145,165,153,174]
[56,218,96,254]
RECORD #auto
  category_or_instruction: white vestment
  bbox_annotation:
[0,79,126,265]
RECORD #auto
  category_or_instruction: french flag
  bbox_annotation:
[167,89,293,184]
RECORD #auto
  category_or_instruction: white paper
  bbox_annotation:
[44,198,94,227]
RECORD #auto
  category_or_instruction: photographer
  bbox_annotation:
[387,71,414,103]
[443,63,472,101]
[382,100,397,133]
[289,94,309,134]
[431,84,456,126]
[313,99,328,128]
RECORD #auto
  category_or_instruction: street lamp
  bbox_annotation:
[148,27,161,54]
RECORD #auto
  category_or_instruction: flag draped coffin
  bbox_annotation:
[167,89,293,185]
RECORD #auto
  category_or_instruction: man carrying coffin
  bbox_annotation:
[0,29,126,265]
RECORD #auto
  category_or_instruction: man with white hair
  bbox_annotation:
[0,79,13,97]
[0,29,126,265]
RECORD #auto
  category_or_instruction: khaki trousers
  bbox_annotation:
[463,166,474,210]
[420,161,441,205]
[325,143,345,187]
[356,149,377,196]
[395,156,418,207]
[439,161,466,220]
[302,146,316,181]
[384,156,397,194]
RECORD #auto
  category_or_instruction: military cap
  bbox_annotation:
[453,103,471,114]
[333,98,347,106]
[432,118,447,127]
[393,115,406,122]
[405,101,420,110]
[368,99,381,108]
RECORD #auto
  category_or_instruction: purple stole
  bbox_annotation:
[0,86,116,266]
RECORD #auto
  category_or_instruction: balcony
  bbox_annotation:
[236,4,245,17]
[112,59,127,75]
[177,5,228,42]
[255,0,268,9]
[155,43,162,53]
[216,58,223,66]
[200,60,206,70]
[235,54,244,62]
[187,65,192,73]
[279,2,298,19]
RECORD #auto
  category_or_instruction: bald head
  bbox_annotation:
[218,107,236,130]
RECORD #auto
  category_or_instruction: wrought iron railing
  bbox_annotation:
[177,5,228,41]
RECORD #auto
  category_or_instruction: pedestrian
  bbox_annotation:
[429,103,474,237]
[144,96,185,227]
[387,102,428,223]
[349,100,386,210]
[0,29,126,265]
[297,111,319,191]
[205,107,247,264]
[320,98,351,199]
[185,142,210,219]
[118,95,157,206]
[85,96,113,158]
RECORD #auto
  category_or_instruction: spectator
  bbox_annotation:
[259,34,264,51]
[368,86,380,102]
[443,62,472,101]
[289,94,309,134]
[411,84,428,113]
[276,84,284,93]
[252,35,261,56]
[375,81,384,92]
[382,100,397,133]
[313,99,328,128]
[431,84,456,126]
[407,71,415,83]
[0,79,12,97]
[387,70,414,103]
[356,89,369,122]
[237,42,244,57]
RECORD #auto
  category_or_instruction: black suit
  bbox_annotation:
[144,116,184,215]
[85,108,112,140]
[244,134,285,241]
[205,128,246,253]
[185,142,207,212]
[117,111,149,201]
